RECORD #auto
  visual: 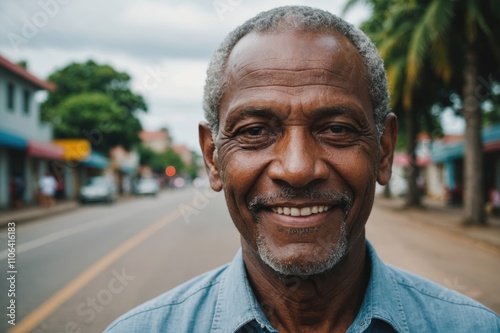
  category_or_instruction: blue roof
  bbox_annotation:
[0,128,27,150]
[431,124,500,162]
[81,152,109,169]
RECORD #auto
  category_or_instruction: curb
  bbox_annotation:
[0,202,80,227]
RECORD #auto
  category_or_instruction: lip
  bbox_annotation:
[260,204,340,229]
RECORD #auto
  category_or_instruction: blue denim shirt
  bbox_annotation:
[105,242,500,332]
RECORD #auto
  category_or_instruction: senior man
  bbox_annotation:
[106,6,500,333]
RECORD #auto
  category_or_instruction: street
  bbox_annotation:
[0,187,499,333]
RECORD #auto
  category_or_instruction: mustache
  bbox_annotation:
[248,187,353,216]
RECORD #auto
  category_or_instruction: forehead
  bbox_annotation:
[221,30,372,117]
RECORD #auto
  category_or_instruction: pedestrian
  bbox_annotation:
[488,187,500,216]
[105,6,500,332]
[38,172,57,207]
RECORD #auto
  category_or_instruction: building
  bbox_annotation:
[0,55,112,208]
[172,144,193,167]
[139,130,171,153]
[430,125,500,205]
[0,55,63,208]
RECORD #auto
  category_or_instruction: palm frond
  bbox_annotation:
[386,59,406,108]
[430,36,452,83]
[406,0,455,105]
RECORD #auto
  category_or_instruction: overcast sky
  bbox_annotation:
[1,0,463,151]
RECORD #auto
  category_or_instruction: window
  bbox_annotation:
[7,83,14,111]
[23,89,30,114]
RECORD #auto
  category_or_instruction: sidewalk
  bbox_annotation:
[375,196,500,252]
[0,194,139,227]
[0,200,79,227]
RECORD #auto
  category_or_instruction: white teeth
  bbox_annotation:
[272,205,331,216]
[300,207,311,216]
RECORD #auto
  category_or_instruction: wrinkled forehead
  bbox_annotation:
[223,30,368,88]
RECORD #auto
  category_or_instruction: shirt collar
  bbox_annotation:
[211,249,275,332]
[211,242,410,333]
[351,241,410,333]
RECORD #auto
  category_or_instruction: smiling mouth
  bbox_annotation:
[271,205,332,216]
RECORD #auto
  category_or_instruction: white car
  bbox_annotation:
[79,177,117,203]
[133,178,160,196]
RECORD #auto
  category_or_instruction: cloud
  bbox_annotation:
[0,0,371,150]
[0,0,229,62]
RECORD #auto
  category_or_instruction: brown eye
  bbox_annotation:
[329,125,346,134]
[246,126,264,136]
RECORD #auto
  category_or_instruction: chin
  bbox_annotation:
[256,224,349,276]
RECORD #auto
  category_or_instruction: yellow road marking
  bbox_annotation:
[8,209,182,333]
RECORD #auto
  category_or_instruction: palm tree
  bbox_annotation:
[345,0,500,224]
[344,0,446,207]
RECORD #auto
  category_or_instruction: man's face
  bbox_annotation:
[200,31,395,276]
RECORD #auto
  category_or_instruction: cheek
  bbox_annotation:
[335,146,378,233]
[218,148,272,235]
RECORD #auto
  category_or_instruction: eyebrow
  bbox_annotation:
[224,108,276,132]
[223,104,368,132]
[308,105,365,119]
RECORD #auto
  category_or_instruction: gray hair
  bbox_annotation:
[203,5,390,139]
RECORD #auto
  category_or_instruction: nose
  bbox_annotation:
[267,128,329,188]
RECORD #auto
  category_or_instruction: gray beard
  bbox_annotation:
[249,188,352,276]
[256,218,349,276]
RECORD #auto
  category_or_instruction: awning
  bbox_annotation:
[82,152,109,169]
[0,129,27,150]
[27,140,64,160]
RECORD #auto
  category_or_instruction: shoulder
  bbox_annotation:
[104,264,229,333]
[387,264,500,331]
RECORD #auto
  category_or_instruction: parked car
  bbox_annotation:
[133,178,160,196]
[79,176,117,203]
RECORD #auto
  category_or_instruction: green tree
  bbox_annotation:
[345,0,500,224]
[42,60,147,154]
[53,93,142,154]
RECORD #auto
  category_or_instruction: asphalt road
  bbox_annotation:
[0,187,498,332]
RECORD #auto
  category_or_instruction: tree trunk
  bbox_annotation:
[406,107,421,207]
[462,43,485,225]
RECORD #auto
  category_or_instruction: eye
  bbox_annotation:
[317,122,359,145]
[245,126,264,136]
[329,125,347,134]
[235,124,276,149]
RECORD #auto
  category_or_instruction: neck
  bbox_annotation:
[242,236,369,333]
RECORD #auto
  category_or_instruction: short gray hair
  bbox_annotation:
[203,5,390,139]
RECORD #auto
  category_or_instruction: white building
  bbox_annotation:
[0,54,63,208]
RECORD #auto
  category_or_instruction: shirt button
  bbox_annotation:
[261,323,265,329]
[359,321,365,326]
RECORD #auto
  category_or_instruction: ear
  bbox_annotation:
[377,114,398,185]
[199,122,223,192]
